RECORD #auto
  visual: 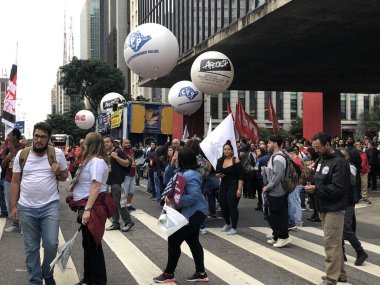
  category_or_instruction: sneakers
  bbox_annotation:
[289,224,302,230]
[0,213,8,218]
[320,277,337,285]
[221,224,232,232]
[355,250,368,266]
[106,224,120,231]
[199,228,207,235]
[226,228,237,235]
[338,274,347,282]
[153,272,175,283]
[122,222,135,232]
[186,272,209,282]
[362,198,371,204]
[273,237,291,248]
[4,225,20,233]
[127,205,136,211]
[267,238,277,244]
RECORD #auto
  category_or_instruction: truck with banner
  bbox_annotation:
[97,101,173,146]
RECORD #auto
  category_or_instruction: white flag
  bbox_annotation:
[200,114,237,169]
[207,117,212,136]
[182,124,189,141]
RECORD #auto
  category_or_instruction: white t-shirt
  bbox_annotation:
[13,148,67,208]
[73,157,108,201]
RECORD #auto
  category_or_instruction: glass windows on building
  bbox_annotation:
[249,91,258,119]
[222,91,230,118]
[238,90,245,110]
[363,94,370,112]
[350,94,357,120]
[290,92,297,119]
[264,91,271,120]
[341,94,346,119]
[275,91,283,120]
[210,95,219,119]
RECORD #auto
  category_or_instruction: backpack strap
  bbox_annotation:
[19,147,32,172]
[47,145,57,166]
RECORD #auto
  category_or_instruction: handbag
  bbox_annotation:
[158,203,189,236]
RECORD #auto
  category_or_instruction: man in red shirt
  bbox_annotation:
[122,139,137,211]
[1,128,25,232]
[354,142,371,204]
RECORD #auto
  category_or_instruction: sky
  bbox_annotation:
[0,0,85,138]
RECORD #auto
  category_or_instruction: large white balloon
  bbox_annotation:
[168,81,203,116]
[124,23,179,79]
[75,110,95,130]
[100,92,126,112]
[191,51,234,95]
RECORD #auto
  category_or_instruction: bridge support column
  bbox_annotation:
[303,92,341,140]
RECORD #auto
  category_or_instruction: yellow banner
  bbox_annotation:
[111,110,122,129]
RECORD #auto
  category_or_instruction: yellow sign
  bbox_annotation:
[111,110,122,129]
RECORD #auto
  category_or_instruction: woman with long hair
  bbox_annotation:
[215,140,244,235]
[71,132,110,285]
[154,149,209,283]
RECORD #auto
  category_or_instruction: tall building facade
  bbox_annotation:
[80,0,101,60]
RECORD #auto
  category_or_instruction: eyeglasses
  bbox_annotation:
[34,134,49,140]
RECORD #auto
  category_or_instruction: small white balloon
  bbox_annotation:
[100,92,126,112]
[75,110,95,130]
[124,23,179,79]
[168,81,203,116]
[191,51,234,95]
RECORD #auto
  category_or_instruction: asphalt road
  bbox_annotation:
[1,180,379,285]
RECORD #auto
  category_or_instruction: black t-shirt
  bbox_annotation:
[107,149,127,185]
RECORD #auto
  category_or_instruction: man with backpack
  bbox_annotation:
[10,122,68,285]
[263,135,292,248]
[304,133,350,285]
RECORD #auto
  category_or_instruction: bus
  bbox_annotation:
[50,134,74,153]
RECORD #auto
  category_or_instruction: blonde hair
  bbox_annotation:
[83,132,109,164]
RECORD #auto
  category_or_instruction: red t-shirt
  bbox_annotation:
[2,142,25,182]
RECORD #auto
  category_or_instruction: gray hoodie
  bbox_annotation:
[264,150,287,197]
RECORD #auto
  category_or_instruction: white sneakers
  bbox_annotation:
[200,228,207,235]
[226,228,237,235]
[221,224,232,232]
[273,237,292,248]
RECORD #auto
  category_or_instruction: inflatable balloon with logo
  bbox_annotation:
[191,51,234,95]
[124,23,179,79]
[168,81,203,116]
[100,92,126,113]
[75,110,95,130]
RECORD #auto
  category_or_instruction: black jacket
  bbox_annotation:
[312,151,350,213]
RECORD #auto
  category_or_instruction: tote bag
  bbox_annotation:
[158,204,189,236]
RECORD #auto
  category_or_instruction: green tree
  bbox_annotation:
[46,102,94,144]
[289,117,303,139]
[356,95,380,139]
[58,57,130,112]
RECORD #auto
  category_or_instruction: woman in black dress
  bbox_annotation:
[215,140,244,235]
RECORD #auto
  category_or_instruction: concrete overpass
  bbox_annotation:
[140,0,380,93]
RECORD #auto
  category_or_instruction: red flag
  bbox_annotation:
[226,100,232,115]
[236,97,260,143]
[2,63,17,128]
[268,96,280,135]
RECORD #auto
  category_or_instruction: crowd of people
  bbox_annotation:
[0,125,379,285]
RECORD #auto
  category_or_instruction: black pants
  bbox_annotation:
[165,211,206,274]
[256,178,263,208]
[343,205,363,252]
[219,188,240,229]
[267,195,289,240]
[206,188,218,216]
[368,165,377,190]
[81,225,107,285]
[245,175,255,198]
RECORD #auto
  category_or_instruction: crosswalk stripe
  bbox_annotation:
[40,228,79,285]
[131,210,264,285]
[299,227,380,255]
[103,220,164,284]
[251,227,380,278]
[0,218,5,239]
[207,228,351,285]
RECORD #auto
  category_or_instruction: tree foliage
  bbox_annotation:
[58,57,130,112]
[289,116,303,139]
[45,102,94,144]
[358,95,380,138]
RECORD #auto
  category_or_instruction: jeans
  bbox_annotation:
[18,200,60,285]
[147,170,155,194]
[288,185,303,225]
[109,184,132,226]
[0,179,8,215]
[154,172,162,201]
[206,188,218,216]
[4,180,18,226]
